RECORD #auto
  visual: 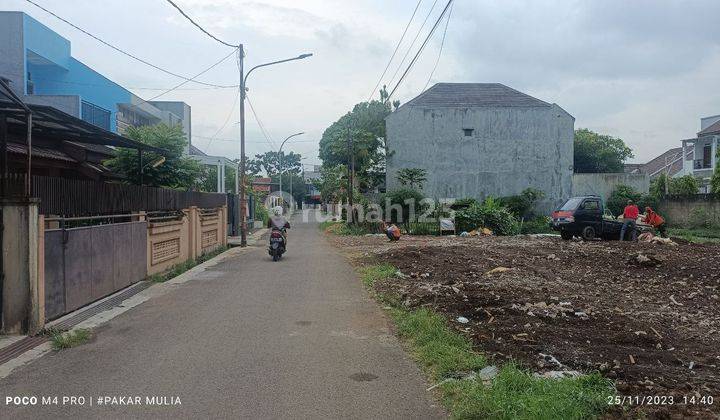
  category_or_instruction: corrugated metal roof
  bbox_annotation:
[7,143,77,162]
[404,83,551,109]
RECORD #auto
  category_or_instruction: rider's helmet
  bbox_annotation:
[273,206,283,216]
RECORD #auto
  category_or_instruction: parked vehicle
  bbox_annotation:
[268,228,287,261]
[551,196,647,241]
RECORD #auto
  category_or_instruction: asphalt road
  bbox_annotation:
[0,210,444,419]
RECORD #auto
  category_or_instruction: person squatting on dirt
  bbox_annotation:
[382,221,401,241]
[267,206,290,242]
[620,199,639,241]
[643,206,668,238]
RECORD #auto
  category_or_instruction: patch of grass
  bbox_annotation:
[320,220,382,235]
[442,365,612,420]
[360,264,615,419]
[519,216,554,235]
[46,327,91,350]
[390,307,486,378]
[360,263,396,288]
[150,245,229,283]
[669,227,720,243]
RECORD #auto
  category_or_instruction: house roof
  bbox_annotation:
[0,100,166,153]
[698,119,720,136]
[403,83,552,109]
[642,147,690,178]
[189,143,207,156]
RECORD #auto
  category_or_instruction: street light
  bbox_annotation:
[278,132,304,200]
[238,50,313,246]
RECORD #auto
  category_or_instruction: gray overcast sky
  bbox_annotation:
[6,0,720,164]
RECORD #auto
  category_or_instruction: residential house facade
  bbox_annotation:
[0,11,190,144]
[385,83,574,212]
[679,114,720,192]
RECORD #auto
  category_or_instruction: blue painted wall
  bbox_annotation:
[22,14,133,132]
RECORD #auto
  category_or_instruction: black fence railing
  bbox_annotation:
[2,174,226,216]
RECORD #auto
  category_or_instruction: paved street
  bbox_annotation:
[0,210,443,419]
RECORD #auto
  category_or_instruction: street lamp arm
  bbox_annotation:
[243,54,313,87]
[278,132,305,154]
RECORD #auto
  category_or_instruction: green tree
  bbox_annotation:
[396,168,427,190]
[381,188,427,230]
[271,172,306,205]
[315,164,346,203]
[106,124,202,189]
[650,173,670,198]
[606,184,657,216]
[669,175,700,196]
[574,129,634,173]
[197,164,238,193]
[247,151,301,176]
[319,94,392,191]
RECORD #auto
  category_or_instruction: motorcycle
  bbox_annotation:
[268,228,286,261]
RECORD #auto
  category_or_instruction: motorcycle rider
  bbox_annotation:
[267,206,290,243]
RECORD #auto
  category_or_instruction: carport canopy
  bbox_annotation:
[0,100,166,154]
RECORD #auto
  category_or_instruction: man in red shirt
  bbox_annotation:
[620,200,640,240]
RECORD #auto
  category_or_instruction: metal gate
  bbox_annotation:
[227,193,238,236]
[44,221,148,321]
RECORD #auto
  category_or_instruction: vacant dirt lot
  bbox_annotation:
[329,233,720,418]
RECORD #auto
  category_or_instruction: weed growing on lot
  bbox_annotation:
[360,264,614,419]
[669,228,720,244]
[46,328,91,350]
[150,245,229,283]
[390,307,486,378]
[360,264,396,288]
[442,365,612,420]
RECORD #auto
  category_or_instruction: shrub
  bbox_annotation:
[669,175,700,196]
[606,184,657,217]
[380,188,427,228]
[520,216,553,234]
[449,198,479,211]
[499,188,545,218]
[455,199,519,236]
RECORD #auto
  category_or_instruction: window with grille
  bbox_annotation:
[81,101,111,130]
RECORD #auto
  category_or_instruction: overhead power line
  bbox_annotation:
[164,0,240,48]
[423,2,453,92]
[195,134,317,144]
[206,88,240,149]
[28,78,235,91]
[387,0,454,102]
[386,0,440,90]
[246,95,278,150]
[24,0,238,88]
[367,0,423,102]
[132,48,239,108]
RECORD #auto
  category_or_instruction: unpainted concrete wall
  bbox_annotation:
[572,173,650,202]
[386,105,574,213]
[657,195,720,227]
[1,200,41,334]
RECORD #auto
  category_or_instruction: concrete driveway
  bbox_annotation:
[0,210,444,419]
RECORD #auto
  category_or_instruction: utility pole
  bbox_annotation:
[237,51,312,246]
[346,123,354,224]
[238,44,248,247]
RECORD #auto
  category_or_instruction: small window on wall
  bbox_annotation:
[463,128,474,137]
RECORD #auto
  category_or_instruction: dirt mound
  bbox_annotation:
[332,234,720,418]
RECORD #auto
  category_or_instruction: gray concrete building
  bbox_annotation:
[385,83,574,211]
